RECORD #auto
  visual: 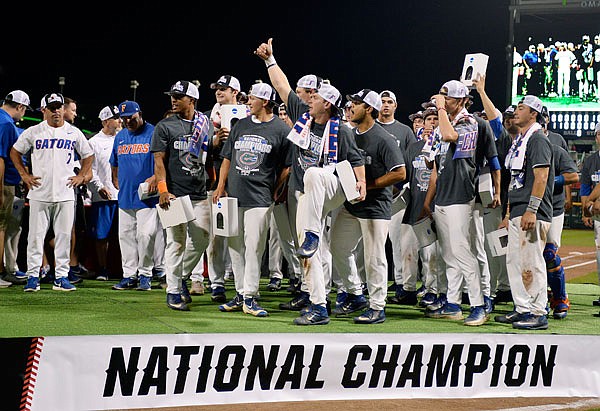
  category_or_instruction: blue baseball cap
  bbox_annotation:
[118,101,141,116]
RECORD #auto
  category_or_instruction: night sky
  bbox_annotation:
[2,1,512,131]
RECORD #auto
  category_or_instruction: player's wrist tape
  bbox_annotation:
[157,180,168,194]
[554,174,565,187]
[526,195,542,214]
[265,55,276,67]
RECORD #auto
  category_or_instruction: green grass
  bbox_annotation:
[1,228,598,338]
[1,277,599,338]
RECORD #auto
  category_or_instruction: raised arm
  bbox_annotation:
[254,38,293,106]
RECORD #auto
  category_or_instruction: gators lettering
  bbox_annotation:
[118,143,150,155]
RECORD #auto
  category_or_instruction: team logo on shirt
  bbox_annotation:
[234,135,272,176]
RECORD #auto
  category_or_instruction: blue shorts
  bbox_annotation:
[91,201,118,240]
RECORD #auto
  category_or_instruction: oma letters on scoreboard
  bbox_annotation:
[102,343,557,397]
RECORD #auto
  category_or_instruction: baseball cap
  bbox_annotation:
[249,83,277,102]
[210,75,241,92]
[422,107,438,119]
[408,111,423,122]
[503,105,517,116]
[99,105,120,121]
[519,95,543,113]
[165,80,199,99]
[41,93,65,109]
[317,83,342,108]
[118,101,141,117]
[346,89,382,112]
[595,123,600,133]
[297,74,323,90]
[4,90,32,110]
[380,90,397,104]
[439,80,469,98]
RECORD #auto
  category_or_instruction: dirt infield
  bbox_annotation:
[153,397,600,411]
[560,245,597,281]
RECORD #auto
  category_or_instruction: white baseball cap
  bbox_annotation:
[595,123,600,133]
[440,80,469,99]
[4,90,32,110]
[519,95,544,113]
[346,89,382,111]
[210,75,241,92]
[380,90,397,104]
[317,83,342,108]
[249,83,276,102]
[165,80,199,99]
[99,105,120,121]
[297,74,323,90]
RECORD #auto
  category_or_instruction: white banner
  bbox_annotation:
[22,333,600,411]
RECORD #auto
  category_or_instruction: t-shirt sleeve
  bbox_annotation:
[286,92,308,124]
[557,147,578,174]
[382,135,405,171]
[221,130,233,160]
[528,136,552,168]
[150,122,168,153]
[12,128,32,154]
[338,127,364,168]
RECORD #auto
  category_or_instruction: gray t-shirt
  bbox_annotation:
[581,151,600,194]
[474,115,498,204]
[403,139,435,225]
[507,130,554,222]
[286,92,364,193]
[150,115,208,200]
[548,130,569,151]
[434,114,479,206]
[221,115,291,208]
[376,119,416,154]
[552,144,578,216]
[345,123,405,220]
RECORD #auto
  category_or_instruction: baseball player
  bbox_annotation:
[544,141,578,319]
[151,80,212,312]
[213,82,291,317]
[495,95,554,331]
[11,93,94,292]
[425,80,488,326]
[579,123,600,308]
[88,105,121,281]
[330,89,406,324]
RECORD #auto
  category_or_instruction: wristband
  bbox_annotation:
[554,174,565,187]
[157,180,168,194]
[265,55,276,67]
[526,195,542,214]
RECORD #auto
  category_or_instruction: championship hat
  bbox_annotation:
[165,80,199,99]
[297,74,323,90]
[408,111,423,122]
[346,89,382,112]
[317,83,342,108]
[4,90,32,110]
[380,90,397,104]
[210,75,241,92]
[41,93,65,110]
[99,105,120,121]
[519,95,543,113]
[439,80,469,98]
[249,83,277,102]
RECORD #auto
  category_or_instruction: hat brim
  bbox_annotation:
[210,82,228,89]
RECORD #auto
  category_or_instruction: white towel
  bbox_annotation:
[505,122,542,171]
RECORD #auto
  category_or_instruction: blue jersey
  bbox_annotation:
[0,109,22,185]
[110,122,157,209]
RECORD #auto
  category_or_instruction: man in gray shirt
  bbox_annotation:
[495,95,554,330]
